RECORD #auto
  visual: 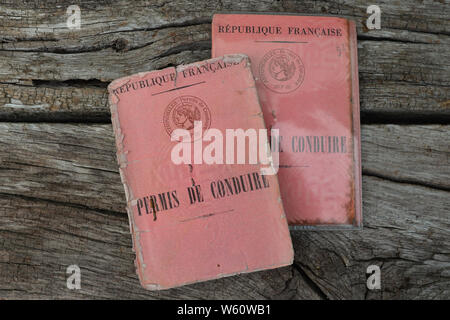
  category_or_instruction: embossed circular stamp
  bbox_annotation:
[164,95,211,140]
[259,49,305,94]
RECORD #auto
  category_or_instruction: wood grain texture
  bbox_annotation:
[293,175,450,300]
[0,1,449,121]
[0,123,448,299]
[3,76,449,122]
[2,35,448,84]
[0,194,321,299]
[1,175,448,299]
[0,123,448,211]
[1,0,448,41]
[0,0,449,299]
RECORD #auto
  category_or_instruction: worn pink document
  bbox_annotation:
[212,14,362,229]
[108,55,293,290]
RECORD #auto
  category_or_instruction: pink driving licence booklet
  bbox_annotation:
[212,14,362,229]
[108,55,293,290]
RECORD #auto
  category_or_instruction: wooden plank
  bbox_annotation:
[0,1,448,43]
[0,176,447,299]
[0,25,211,81]
[361,124,449,190]
[0,123,124,213]
[0,123,447,212]
[359,81,450,123]
[292,175,450,299]
[0,194,320,299]
[0,81,109,121]
[1,1,449,120]
[1,39,448,85]
[2,76,449,122]
[0,123,448,298]
[0,0,448,300]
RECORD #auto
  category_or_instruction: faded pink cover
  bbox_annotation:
[108,55,293,290]
[212,14,362,228]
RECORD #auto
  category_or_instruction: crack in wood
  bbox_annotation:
[292,262,329,300]
[362,170,450,193]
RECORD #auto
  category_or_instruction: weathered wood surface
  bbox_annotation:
[0,123,448,299]
[1,0,449,122]
[0,0,449,299]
